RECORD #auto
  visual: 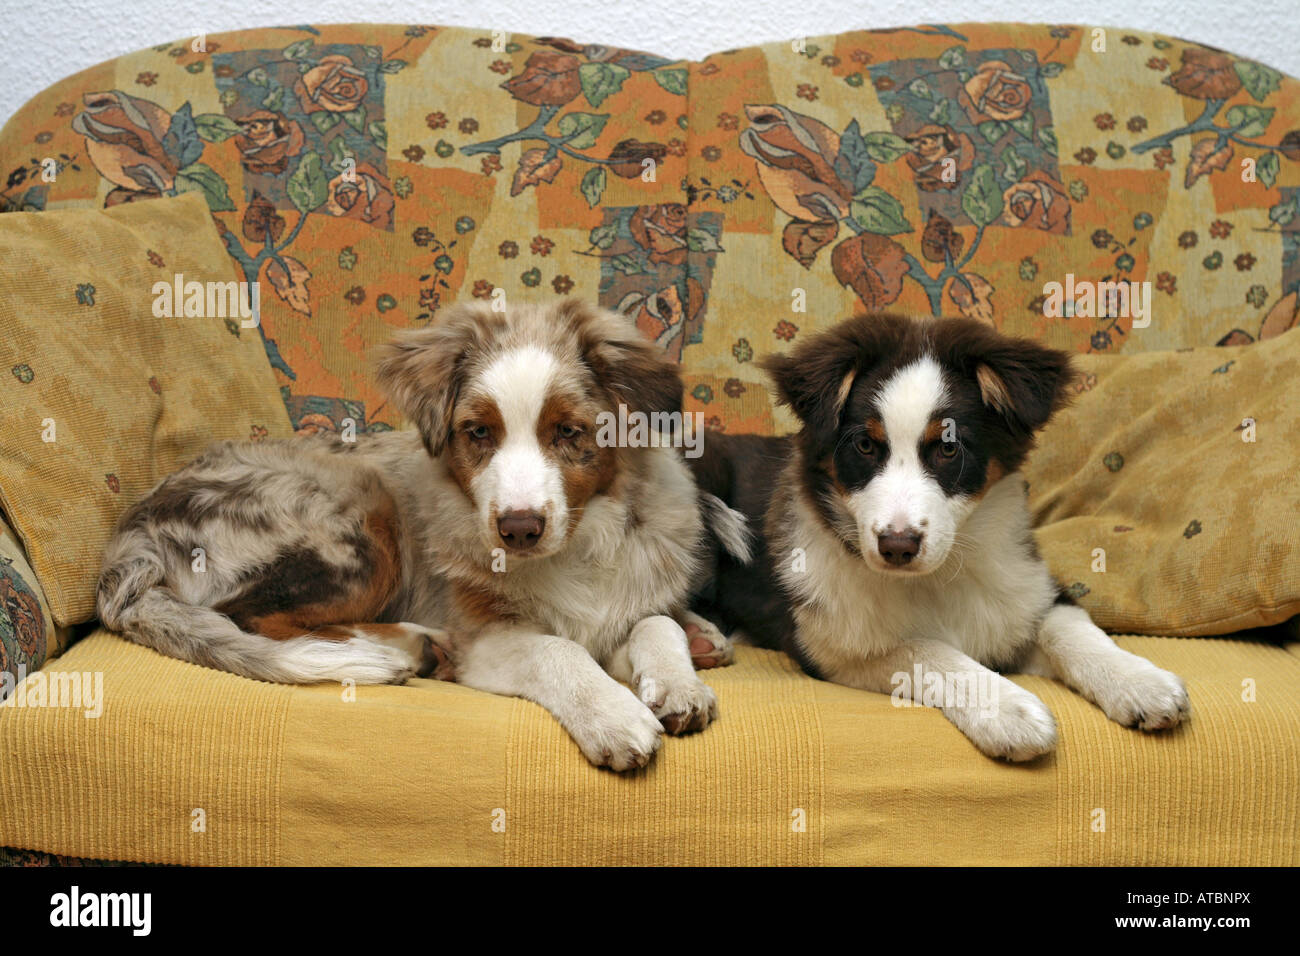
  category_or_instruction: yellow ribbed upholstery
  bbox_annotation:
[2,630,1295,865]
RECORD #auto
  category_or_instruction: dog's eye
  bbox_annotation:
[556,423,582,441]
[939,441,959,459]
[855,435,876,456]
[467,424,491,441]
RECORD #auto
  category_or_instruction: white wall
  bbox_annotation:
[2,0,1296,127]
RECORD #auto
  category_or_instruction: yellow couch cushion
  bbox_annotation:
[0,192,294,627]
[1026,329,1300,637]
[1,631,1295,865]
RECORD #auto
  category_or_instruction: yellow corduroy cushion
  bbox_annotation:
[1026,328,1300,636]
[0,192,294,626]
[1,632,1295,865]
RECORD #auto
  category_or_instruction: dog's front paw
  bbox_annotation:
[569,683,664,771]
[638,674,718,735]
[1097,659,1190,731]
[683,615,734,669]
[960,681,1058,762]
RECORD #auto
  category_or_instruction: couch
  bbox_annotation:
[1,22,1297,866]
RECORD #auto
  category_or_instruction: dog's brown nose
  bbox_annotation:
[498,511,545,550]
[877,530,921,566]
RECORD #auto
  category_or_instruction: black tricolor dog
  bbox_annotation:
[691,313,1189,760]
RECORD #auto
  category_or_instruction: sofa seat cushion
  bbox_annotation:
[1,630,1295,865]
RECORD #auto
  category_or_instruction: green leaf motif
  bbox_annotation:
[610,253,643,274]
[578,62,631,108]
[1009,113,1034,141]
[311,112,341,134]
[161,102,203,169]
[261,86,285,111]
[342,108,366,133]
[380,59,407,74]
[173,162,235,212]
[1037,126,1058,156]
[287,152,329,212]
[938,45,966,69]
[368,121,387,151]
[589,223,618,249]
[849,186,912,235]
[1234,60,1282,102]
[1257,151,1280,189]
[282,39,313,60]
[1039,62,1065,78]
[194,113,240,143]
[557,112,609,149]
[1224,104,1275,138]
[928,99,951,125]
[653,68,688,96]
[1268,196,1297,226]
[246,67,269,87]
[1001,146,1028,184]
[978,120,1006,144]
[908,78,932,99]
[580,167,607,208]
[687,227,724,253]
[860,131,912,163]
[961,164,1003,227]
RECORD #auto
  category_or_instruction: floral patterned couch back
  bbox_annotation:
[2,22,1297,435]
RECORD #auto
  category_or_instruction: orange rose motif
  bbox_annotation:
[295,413,339,436]
[631,279,704,343]
[740,105,852,222]
[325,163,394,229]
[501,50,583,107]
[72,91,178,193]
[904,124,976,191]
[293,55,369,114]
[1165,48,1243,100]
[630,203,689,265]
[960,60,1033,124]
[1001,171,1071,232]
[233,110,306,174]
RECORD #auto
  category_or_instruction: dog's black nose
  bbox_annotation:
[498,511,545,550]
[877,531,921,566]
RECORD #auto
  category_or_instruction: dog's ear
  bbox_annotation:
[760,314,910,441]
[374,303,500,456]
[935,319,1077,436]
[557,298,682,416]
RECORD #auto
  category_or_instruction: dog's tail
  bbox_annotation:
[699,492,753,565]
[96,526,415,685]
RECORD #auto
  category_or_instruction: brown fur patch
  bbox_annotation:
[971,460,1008,500]
[537,389,617,534]
[445,396,506,500]
[923,418,947,443]
[452,581,518,629]
[864,418,886,443]
[250,497,402,640]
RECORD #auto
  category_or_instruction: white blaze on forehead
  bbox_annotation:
[850,354,951,545]
[474,344,567,519]
[875,356,947,457]
[479,345,559,437]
